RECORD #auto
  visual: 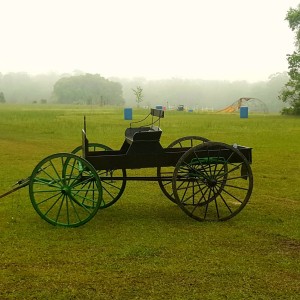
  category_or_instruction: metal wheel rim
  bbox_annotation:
[29,153,102,227]
[172,142,253,221]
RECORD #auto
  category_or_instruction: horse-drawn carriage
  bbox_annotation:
[1,109,253,227]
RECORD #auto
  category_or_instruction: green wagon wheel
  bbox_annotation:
[157,136,209,203]
[72,143,112,153]
[172,142,253,221]
[29,153,102,227]
[72,143,126,208]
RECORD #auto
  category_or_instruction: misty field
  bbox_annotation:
[0,104,299,299]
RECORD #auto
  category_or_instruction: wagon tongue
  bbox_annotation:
[0,177,30,199]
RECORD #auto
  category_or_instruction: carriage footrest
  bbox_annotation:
[190,157,226,165]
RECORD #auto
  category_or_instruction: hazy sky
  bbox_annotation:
[0,0,299,82]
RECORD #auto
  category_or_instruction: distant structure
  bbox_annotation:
[218,97,268,113]
[177,104,184,111]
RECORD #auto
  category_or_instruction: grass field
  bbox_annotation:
[0,104,299,299]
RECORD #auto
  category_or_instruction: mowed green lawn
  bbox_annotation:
[0,104,299,299]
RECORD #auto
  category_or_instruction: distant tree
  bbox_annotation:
[0,92,5,103]
[52,74,124,105]
[132,86,143,107]
[0,72,60,103]
[279,4,300,115]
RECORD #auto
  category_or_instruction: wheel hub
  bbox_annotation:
[61,186,71,195]
[206,178,218,188]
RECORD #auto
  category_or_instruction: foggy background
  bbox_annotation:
[0,0,299,111]
[0,71,288,111]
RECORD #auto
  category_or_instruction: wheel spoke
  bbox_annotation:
[72,144,126,209]
[213,188,220,219]
[220,187,244,204]
[36,167,63,188]
[40,193,64,214]
[70,192,98,209]
[66,158,77,186]
[54,194,65,222]
[157,136,209,203]
[49,159,63,184]
[70,175,94,189]
[35,191,62,205]
[66,195,70,225]
[69,196,82,223]
[33,188,62,193]
[217,189,233,214]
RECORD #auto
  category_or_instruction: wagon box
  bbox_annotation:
[83,130,252,170]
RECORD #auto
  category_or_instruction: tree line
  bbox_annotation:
[0,72,125,106]
[118,73,288,112]
[0,70,289,112]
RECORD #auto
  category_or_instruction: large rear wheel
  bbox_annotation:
[172,142,253,221]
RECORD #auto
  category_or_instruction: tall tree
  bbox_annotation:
[279,5,300,114]
[132,86,143,107]
[52,74,124,105]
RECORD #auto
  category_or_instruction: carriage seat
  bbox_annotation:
[125,126,162,144]
[125,108,164,144]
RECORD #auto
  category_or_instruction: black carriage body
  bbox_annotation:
[82,123,252,171]
[84,143,252,171]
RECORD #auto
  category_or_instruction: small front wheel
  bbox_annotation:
[29,153,102,227]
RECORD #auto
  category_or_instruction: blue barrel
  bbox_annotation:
[240,106,248,118]
[124,108,132,120]
[156,105,163,110]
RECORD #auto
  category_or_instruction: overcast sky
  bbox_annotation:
[0,0,299,82]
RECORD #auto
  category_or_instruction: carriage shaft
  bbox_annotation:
[0,179,29,199]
